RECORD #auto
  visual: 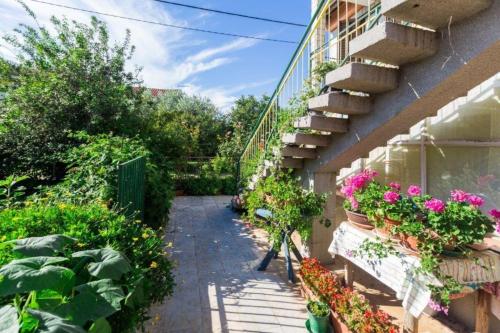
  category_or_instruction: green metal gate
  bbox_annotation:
[118,156,146,221]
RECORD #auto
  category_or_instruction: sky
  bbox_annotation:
[0,0,311,112]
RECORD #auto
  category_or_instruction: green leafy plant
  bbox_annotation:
[0,175,28,209]
[0,203,174,331]
[244,170,327,248]
[0,235,134,332]
[307,300,330,317]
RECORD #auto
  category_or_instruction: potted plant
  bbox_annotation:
[341,170,382,229]
[306,300,331,333]
[373,183,420,241]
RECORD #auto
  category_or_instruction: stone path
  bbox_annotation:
[147,196,307,333]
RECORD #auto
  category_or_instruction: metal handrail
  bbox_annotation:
[238,1,383,183]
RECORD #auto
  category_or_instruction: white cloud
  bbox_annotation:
[0,0,264,107]
[182,78,276,113]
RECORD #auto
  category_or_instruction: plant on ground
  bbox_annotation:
[0,234,136,332]
[0,203,174,331]
[0,175,29,210]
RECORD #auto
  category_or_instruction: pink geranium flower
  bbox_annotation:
[467,195,484,208]
[450,189,469,202]
[425,198,446,213]
[341,185,354,198]
[407,185,421,197]
[383,191,400,204]
[350,197,359,210]
[490,209,500,220]
[389,182,401,191]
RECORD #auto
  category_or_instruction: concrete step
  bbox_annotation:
[280,157,303,169]
[382,0,492,29]
[282,133,330,147]
[326,63,398,94]
[349,21,438,66]
[294,115,348,133]
[308,92,372,115]
[281,146,317,159]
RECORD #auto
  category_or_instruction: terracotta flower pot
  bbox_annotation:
[374,217,401,241]
[345,210,374,230]
[404,235,420,252]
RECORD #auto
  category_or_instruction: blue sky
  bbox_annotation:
[0,0,311,111]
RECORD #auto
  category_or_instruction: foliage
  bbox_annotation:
[0,203,174,331]
[30,132,173,228]
[0,235,136,332]
[244,170,327,247]
[307,301,330,317]
[0,13,142,178]
[300,258,397,333]
[0,175,28,210]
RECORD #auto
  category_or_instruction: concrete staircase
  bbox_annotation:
[277,0,492,170]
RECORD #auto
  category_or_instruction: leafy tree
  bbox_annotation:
[0,12,141,178]
[217,95,269,167]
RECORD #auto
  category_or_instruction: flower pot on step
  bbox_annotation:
[345,210,374,230]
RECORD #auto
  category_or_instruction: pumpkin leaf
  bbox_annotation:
[31,290,65,312]
[124,277,145,309]
[27,309,86,333]
[0,257,75,297]
[88,318,112,333]
[0,305,19,333]
[56,279,124,326]
[10,235,76,257]
[72,248,131,280]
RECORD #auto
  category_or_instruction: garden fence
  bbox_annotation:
[118,156,146,221]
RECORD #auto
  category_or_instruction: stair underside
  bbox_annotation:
[382,0,492,29]
[282,133,330,147]
[294,115,348,133]
[308,92,372,115]
[281,146,317,159]
[326,63,399,94]
[280,157,303,169]
[349,21,438,66]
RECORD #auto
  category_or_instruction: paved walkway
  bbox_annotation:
[147,196,307,333]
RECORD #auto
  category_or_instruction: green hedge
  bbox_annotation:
[0,203,174,331]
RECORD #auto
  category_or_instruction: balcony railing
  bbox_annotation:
[238,0,383,183]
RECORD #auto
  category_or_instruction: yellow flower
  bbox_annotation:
[77,243,85,248]
[166,242,173,248]
[142,233,149,239]
[58,203,67,210]
[132,237,139,242]
[150,261,158,269]
[135,220,142,224]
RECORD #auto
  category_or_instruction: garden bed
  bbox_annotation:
[298,274,350,333]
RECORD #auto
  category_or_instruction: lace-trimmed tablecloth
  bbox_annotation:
[328,222,500,317]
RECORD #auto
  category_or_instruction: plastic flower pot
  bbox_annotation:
[307,303,331,333]
[345,209,373,230]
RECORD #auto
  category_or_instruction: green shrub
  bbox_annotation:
[34,132,173,228]
[0,203,174,331]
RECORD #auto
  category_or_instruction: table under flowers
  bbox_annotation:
[328,222,500,332]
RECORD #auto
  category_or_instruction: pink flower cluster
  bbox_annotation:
[389,182,401,191]
[424,198,446,213]
[341,170,378,210]
[428,299,449,315]
[450,189,484,207]
[383,191,400,204]
[490,209,500,233]
[407,185,421,197]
